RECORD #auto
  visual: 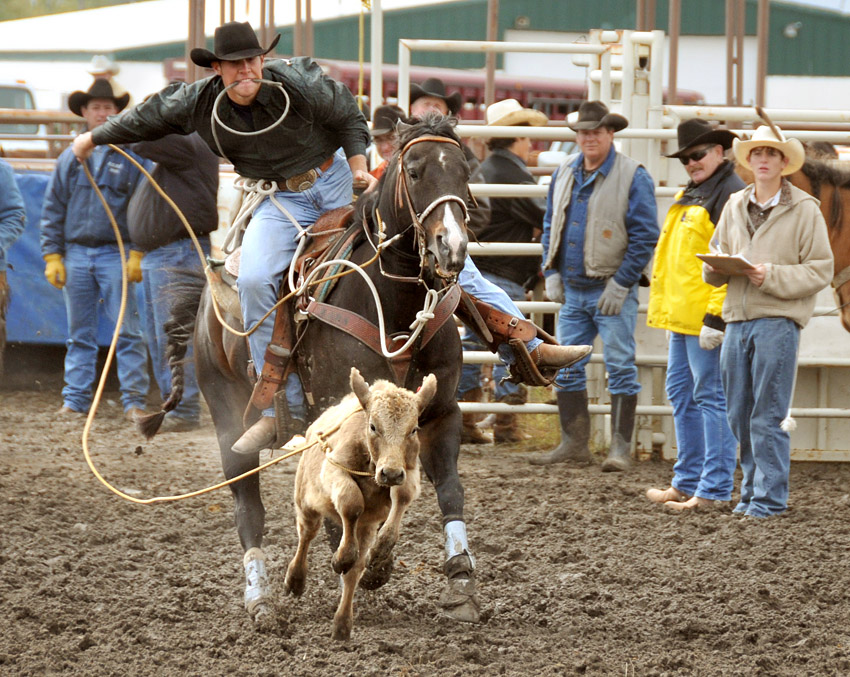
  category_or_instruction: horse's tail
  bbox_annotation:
[138,270,207,439]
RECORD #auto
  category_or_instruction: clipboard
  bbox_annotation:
[696,253,755,276]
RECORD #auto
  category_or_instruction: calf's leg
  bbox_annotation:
[331,478,365,575]
[361,476,419,590]
[284,505,322,597]
[333,520,377,641]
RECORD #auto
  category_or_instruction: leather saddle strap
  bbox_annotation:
[455,289,537,351]
[833,263,850,291]
[250,298,295,411]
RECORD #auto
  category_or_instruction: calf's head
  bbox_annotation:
[350,368,437,487]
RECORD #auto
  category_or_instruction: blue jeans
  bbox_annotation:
[666,332,738,500]
[239,150,353,419]
[141,236,210,423]
[457,270,524,401]
[457,257,541,366]
[722,318,799,517]
[553,281,640,395]
[62,243,150,413]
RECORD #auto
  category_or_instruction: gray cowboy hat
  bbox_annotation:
[68,79,130,117]
[371,104,405,137]
[190,21,280,69]
[666,118,739,158]
[409,78,462,116]
[567,100,628,132]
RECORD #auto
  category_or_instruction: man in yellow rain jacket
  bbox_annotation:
[645,119,744,511]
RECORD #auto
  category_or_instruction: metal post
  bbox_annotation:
[736,0,744,105]
[370,0,384,120]
[668,0,680,105]
[305,0,314,58]
[186,0,205,84]
[484,0,499,109]
[636,0,646,30]
[756,0,769,107]
[294,0,303,56]
[268,0,275,56]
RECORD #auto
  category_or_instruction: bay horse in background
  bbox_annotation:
[737,156,850,332]
[160,115,481,626]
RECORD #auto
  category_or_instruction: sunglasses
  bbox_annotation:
[679,146,712,165]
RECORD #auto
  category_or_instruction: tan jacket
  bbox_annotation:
[704,182,833,328]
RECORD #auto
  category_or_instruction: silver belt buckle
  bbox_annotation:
[285,168,318,192]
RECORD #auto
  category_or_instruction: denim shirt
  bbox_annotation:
[40,144,151,256]
[542,145,658,288]
[0,159,26,272]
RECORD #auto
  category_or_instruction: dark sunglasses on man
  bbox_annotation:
[679,145,713,165]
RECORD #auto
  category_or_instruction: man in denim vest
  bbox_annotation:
[531,101,659,471]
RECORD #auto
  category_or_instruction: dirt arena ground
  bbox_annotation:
[2,377,850,676]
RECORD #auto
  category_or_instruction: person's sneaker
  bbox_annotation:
[159,416,201,433]
[124,407,147,423]
[531,344,593,369]
[57,405,85,418]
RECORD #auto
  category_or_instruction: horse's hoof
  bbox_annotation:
[438,577,481,624]
[249,601,279,633]
[359,554,394,590]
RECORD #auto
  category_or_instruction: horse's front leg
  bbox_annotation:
[417,408,481,623]
[360,472,421,590]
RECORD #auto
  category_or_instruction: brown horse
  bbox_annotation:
[737,158,850,331]
[156,115,481,627]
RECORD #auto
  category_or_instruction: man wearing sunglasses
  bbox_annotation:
[645,118,744,510]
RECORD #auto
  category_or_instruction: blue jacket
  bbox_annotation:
[40,144,150,256]
[0,158,26,272]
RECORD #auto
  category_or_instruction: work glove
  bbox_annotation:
[544,274,565,304]
[698,325,725,351]
[126,250,144,283]
[597,278,629,315]
[43,253,66,289]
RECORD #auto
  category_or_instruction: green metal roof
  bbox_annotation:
[108,0,850,77]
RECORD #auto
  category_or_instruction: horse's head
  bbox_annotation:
[378,114,471,280]
[350,368,437,487]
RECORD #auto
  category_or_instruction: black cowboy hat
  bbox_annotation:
[409,78,462,116]
[68,79,130,117]
[371,104,405,137]
[190,21,280,69]
[568,100,628,132]
[666,118,739,158]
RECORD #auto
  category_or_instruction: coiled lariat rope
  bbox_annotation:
[76,131,454,504]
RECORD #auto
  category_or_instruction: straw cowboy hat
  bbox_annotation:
[68,79,130,117]
[665,118,739,158]
[733,125,805,176]
[567,100,628,132]
[409,78,462,116]
[190,21,280,69]
[370,104,405,137]
[485,98,548,127]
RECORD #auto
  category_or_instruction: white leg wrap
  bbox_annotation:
[444,520,475,567]
[243,547,270,614]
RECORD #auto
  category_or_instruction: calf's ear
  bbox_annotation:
[351,367,371,409]
[416,373,438,414]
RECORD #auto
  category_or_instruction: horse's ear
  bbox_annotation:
[416,373,438,414]
[396,119,414,137]
[350,367,370,409]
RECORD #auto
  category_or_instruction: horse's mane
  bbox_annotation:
[797,158,850,236]
[355,113,463,227]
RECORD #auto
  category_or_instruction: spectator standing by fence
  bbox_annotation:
[0,158,26,375]
[128,132,219,432]
[704,125,832,518]
[645,119,743,510]
[40,79,151,420]
[531,101,658,472]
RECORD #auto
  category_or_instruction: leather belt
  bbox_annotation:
[284,156,334,192]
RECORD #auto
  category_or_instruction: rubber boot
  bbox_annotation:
[529,390,591,465]
[601,393,637,472]
[460,387,490,444]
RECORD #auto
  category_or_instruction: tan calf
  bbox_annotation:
[284,367,437,640]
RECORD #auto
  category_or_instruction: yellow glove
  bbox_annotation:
[126,250,144,283]
[43,253,66,289]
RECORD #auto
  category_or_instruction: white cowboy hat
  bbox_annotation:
[485,99,548,127]
[733,125,805,176]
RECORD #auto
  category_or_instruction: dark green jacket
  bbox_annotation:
[92,57,370,182]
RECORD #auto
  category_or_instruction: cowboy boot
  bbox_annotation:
[601,393,637,472]
[529,390,591,465]
[493,392,529,444]
[460,387,490,444]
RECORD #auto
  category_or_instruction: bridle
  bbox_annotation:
[388,134,472,281]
